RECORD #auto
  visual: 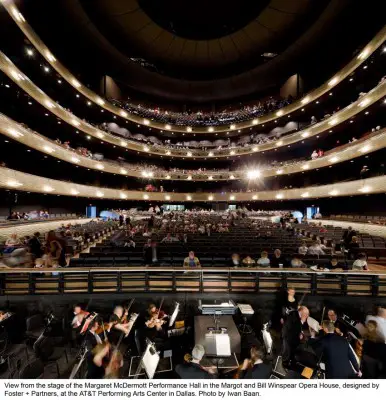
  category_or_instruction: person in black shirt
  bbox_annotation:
[175,345,216,379]
[346,236,360,260]
[28,232,43,260]
[326,309,347,336]
[270,249,287,268]
[325,257,347,271]
[280,287,299,325]
[239,346,272,379]
[85,319,103,349]
[86,342,110,379]
[342,227,356,247]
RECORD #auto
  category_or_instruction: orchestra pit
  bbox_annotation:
[0,0,386,381]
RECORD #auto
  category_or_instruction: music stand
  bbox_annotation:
[168,302,180,328]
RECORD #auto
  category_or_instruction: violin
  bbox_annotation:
[146,309,167,328]
[233,359,252,379]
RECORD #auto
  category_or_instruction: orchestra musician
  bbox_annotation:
[145,304,168,331]
[281,306,310,369]
[85,319,103,348]
[280,287,298,325]
[0,310,9,323]
[238,345,272,379]
[175,345,216,379]
[86,342,110,379]
[326,309,347,336]
[108,306,131,337]
[71,304,90,330]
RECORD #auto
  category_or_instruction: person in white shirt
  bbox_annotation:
[307,241,325,256]
[365,307,386,343]
[256,251,270,267]
[352,253,368,271]
[298,241,308,255]
[311,150,318,160]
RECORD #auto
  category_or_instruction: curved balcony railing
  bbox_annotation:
[1,267,386,297]
[2,0,386,133]
[1,48,385,158]
[0,112,385,181]
[0,167,385,201]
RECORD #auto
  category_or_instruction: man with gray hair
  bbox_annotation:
[175,344,216,379]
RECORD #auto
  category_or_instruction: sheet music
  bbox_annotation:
[142,344,160,379]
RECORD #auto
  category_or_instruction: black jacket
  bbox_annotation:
[282,311,303,347]
[270,255,288,268]
[239,362,272,379]
[175,362,214,379]
[313,333,359,379]
[28,237,43,258]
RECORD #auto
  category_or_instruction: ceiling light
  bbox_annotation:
[301,97,310,104]
[71,79,81,88]
[187,152,192,157]
[186,127,192,132]
[147,171,154,177]
[8,128,23,138]
[43,66,50,73]
[328,77,338,86]
[165,195,171,200]
[208,176,213,180]
[329,190,339,196]
[252,119,258,125]
[76,94,80,98]
[301,132,310,138]
[86,135,91,140]
[186,195,192,200]
[141,171,148,177]
[276,169,283,175]
[357,49,369,60]
[328,118,338,126]
[230,175,235,179]
[358,98,370,107]
[247,170,261,179]
[187,175,192,180]
[26,48,34,56]
[252,195,258,200]
[120,169,127,174]
[276,110,283,117]
[230,124,236,129]
[230,195,235,201]
[96,164,104,170]
[360,145,371,153]
[208,152,214,157]
[276,141,283,146]
[43,145,54,153]
[45,51,56,63]
[252,147,258,152]
[165,124,171,130]
[87,101,92,106]
[120,141,127,147]
[358,186,371,193]
[43,185,54,192]
[230,150,235,155]
[166,150,171,155]
[301,192,309,198]
[120,111,128,117]
[208,195,214,201]
[208,127,214,132]
[120,193,127,199]
[97,132,104,139]
[71,157,80,163]
[301,164,309,170]
[70,189,79,195]
[276,193,284,199]
[96,97,105,106]
[96,191,104,197]
[143,146,149,152]
[7,180,23,188]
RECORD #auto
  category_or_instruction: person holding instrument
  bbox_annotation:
[237,346,271,379]
[145,303,168,331]
[108,306,131,337]
[175,345,217,379]
[86,342,110,379]
[71,304,90,330]
[85,319,103,348]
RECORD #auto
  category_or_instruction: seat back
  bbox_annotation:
[19,358,44,379]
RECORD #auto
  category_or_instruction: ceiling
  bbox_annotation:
[8,0,386,102]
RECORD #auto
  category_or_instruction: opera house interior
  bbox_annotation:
[0,0,386,381]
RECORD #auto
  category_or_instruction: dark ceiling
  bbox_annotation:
[5,0,386,102]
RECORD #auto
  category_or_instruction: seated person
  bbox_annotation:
[229,253,241,267]
[242,255,256,267]
[256,251,270,267]
[270,249,287,267]
[124,239,136,248]
[326,309,347,336]
[108,306,131,337]
[238,345,272,379]
[183,251,201,267]
[161,233,179,243]
[4,233,22,253]
[307,241,325,256]
[290,256,307,268]
[352,253,368,271]
[298,241,308,255]
[85,319,103,348]
[175,344,216,379]
[325,257,346,270]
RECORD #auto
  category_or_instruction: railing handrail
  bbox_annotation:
[1,266,385,276]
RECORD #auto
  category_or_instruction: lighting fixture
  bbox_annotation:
[252,119,258,125]
[252,195,258,200]
[230,195,235,201]
[230,150,235,155]
[71,157,80,163]
[186,127,192,132]
[230,124,236,129]
[96,191,104,197]
[120,169,127,174]
[247,170,261,179]
[96,97,105,106]
[7,180,23,188]
[252,147,258,152]
[208,152,214,157]
[71,79,81,88]
[329,190,339,196]
[165,124,171,130]
[187,152,192,157]
[120,193,127,199]
[96,164,104,170]
[328,77,338,86]
[276,194,284,199]
[186,195,192,200]
[208,127,214,132]
[165,195,171,201]
[276,169,283,175]
[43,185,54,192]
[120,141,127,147]
[70,189,80,195]
[329,157,339,163]
[301,192,309,198]
[143,146,150,152]
[208,195,214,201]
[120,111,128,117]
[301,97,310,104]
[187,176,192,180]
[276,111,283,117]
